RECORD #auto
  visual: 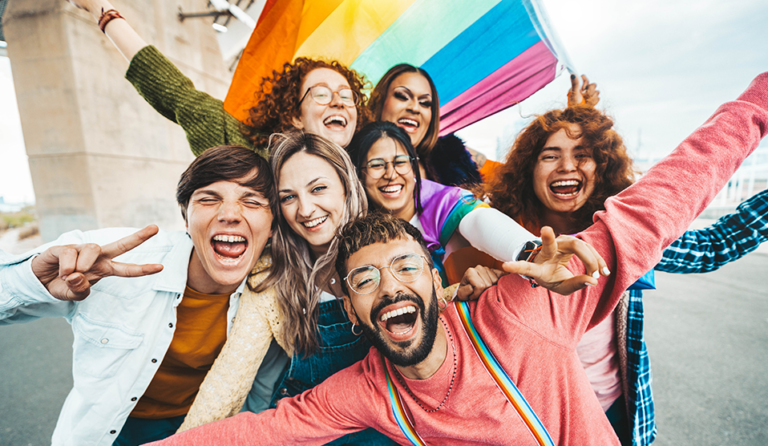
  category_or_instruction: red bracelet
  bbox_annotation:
[98,8,125,34]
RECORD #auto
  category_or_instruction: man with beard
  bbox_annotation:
[149,72,768,446]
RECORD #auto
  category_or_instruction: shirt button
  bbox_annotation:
[131,397,137,402]
[279,388,288,396]
[151,358,158,363]
[101,338,109,344]
[168,323,173,328]
[110,430,117,434]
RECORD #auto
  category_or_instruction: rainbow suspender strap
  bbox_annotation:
[455,301,555,446]
[383,303,555,446]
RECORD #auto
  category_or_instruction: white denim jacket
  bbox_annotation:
[0,228,244,446]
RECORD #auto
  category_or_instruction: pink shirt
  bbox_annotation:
[577,312,621,410]
[149,72,768,446]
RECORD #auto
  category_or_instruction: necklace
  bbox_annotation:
[392,317,457,413]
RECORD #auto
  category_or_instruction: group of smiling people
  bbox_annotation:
[2,1,768,445]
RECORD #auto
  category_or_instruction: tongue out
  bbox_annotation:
[386,312,417,334]
[551,184,580,195]
[213,241,247,258]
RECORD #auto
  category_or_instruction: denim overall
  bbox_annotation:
[270,299,397,445]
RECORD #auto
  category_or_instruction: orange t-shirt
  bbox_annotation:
[131,286,230,419]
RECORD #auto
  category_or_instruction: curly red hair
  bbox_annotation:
[241,58,373,149]
[487,106,638,233]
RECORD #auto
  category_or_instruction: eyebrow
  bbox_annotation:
[278,176,327,193]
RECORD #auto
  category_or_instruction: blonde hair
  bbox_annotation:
[264,131,368,355]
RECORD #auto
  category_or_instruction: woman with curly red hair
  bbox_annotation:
[66,0,371,157]
[485,81,768,446]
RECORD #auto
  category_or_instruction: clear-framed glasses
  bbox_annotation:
[364,155,416,180]
[344,253,428,295]
[299,85,359,107]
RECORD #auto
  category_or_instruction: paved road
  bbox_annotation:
[1,252,766,445]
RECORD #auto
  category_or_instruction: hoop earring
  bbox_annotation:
[438,296,448,310]
[351,323,362,336]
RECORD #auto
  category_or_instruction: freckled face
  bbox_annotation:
[380,72,433,148]
[294,68,358,148]
[362,137,416,221]
[278,152,347,256]
[532,124,596,215]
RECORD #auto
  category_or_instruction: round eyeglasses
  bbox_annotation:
[364,155,416,180]
[299,85,359,107]
[344,253,428,295]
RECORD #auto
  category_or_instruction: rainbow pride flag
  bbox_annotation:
[224,0,572,135]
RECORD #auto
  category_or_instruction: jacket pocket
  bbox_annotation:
[72,313,144,379]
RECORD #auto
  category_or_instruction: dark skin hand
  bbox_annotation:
[31,225,164,301]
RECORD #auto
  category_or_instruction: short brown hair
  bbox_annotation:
[176,145,275,223]
[486,106,637,233]
[242,58,373,149]
[335,212,433,295]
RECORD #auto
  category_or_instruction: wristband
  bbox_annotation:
[98,8,125,33]
[517,240,543,288]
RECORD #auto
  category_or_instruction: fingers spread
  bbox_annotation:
[502,260,537,277]
[536,227,557,261]
[102,225,160,259]
[550,274,597,296]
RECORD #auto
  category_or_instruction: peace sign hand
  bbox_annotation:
[31,225,164,301]
[501,227,610,296]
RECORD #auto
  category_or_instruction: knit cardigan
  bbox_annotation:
[125,45,265,158]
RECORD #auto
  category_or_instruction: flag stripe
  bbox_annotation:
[423,0,541,105]
[351,0,503,85]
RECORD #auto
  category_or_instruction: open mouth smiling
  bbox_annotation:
[379,184,404,198]
[211,234,248,264]
[323,115,347,130]
[377,303,419,338]
[302,215,328,230]
[549,179,583,198]
[397,118,419,133]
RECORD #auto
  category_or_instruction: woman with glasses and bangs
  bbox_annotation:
[65,0,372,158]
[347,121,601,289]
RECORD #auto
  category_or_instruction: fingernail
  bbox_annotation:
[602,267,611,275]
[570,74,575,80]
[61,275,68,281]
[592,271,600,279]
[70,276,82,286]
[584,282,595,287]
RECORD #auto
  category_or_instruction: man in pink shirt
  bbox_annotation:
[150,72,768,446]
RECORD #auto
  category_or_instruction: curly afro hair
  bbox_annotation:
[486,106,638,234]
[241,58,373,150]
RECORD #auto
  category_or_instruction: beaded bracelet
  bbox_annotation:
[98,8,125,33]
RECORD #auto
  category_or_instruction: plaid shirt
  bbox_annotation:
[626,188,768,446]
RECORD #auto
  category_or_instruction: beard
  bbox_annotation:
[357,289,439,367]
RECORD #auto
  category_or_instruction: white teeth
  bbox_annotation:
[380,185,403,194]
[323,115,347,126]
[213,235,246,243]
[303,216,328,228]
[398,118,418,127]
[380,305,417,322]
[551,180,580,187]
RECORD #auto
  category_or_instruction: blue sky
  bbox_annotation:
[1,0,767,204]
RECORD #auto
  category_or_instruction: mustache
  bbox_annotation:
[370,292,425,323]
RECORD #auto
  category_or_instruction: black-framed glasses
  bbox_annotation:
[364,155,416,180]
[344,253,428,295]
[299,85,359,107]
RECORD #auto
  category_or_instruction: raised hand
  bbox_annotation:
[31,225,164,301]
[455,265,507,301]
[567,74,600,108]
[502,227,610,295]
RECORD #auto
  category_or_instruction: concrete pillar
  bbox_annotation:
[3,0,231,241]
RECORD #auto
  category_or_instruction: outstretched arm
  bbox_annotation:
[656,188,768,273]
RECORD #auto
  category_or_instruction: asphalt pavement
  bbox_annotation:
[1,252,766,445]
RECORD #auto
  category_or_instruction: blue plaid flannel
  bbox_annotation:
[626,188,768,446]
